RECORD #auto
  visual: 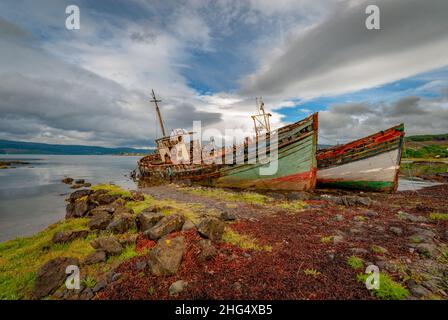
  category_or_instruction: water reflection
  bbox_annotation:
[0,155,139,242]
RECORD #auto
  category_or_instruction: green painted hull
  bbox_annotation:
[317,180,395,192]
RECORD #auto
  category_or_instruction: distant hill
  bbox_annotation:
[405,133,448,142]
[403,133,448,159]
[0,139,153,155]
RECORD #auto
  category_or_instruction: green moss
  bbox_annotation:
[371,245,387,254]
[222,228,272,252]
[125,195,155,214]
[357,273,409,300]
[347,256,364,270]
[320,236,333,244]
[0,218,95,300]
[277,200,307,212]
[429,213,448,221]
[116,245,139,262]
[91,183,132,198]
[303,268,321,277]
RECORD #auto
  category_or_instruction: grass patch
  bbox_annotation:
[357,273,409,300]
[82,276,96,289]
[91,183,132,198]
[222,228,272,252]
[186,188,269,205]
[347,256,364,270]
[125,195,155,214]
[429,213,448,221]
[303,269,321,277]
[0,218,95,299]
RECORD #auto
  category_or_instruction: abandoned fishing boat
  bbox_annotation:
[316,124,405,192]
[137,91,318,191]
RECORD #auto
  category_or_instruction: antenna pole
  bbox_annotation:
[151,89,167,137]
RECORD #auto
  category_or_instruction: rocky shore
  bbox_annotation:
[0,181,447,300]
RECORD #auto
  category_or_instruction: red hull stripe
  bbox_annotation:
[269,168,317,183]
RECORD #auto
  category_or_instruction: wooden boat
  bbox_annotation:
[137,92,318,191]
[316,124,405,192]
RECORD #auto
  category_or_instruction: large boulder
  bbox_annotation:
[66,196,96,219]
[62,177,74,184]
[90,237,123,255]
[88,212,113,230]
[68,189,94,202]
[52,230,89,244]
[89,205,115,216]
[148,236,185,276]
[197,217,225,241]
[83,251,106,265]
[94,193,120,206]
[136,211,164,232]
[33,257,79,299]
[144,214,185,240]
[107,214,135,234]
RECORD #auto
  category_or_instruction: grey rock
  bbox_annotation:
[130,190,145,201]
[83,250,106,265]
[220,211,236,221]
[169,280,187,296]
[397,211,427,222]
[80,288,94,300]
[33,257,79,299]
[62,177,74,184]
[144,214,185,240]
[364,210,379,217]
[148,236,185,276]
[197,239,217,262]
[350,247,369,255]
[92,280,106,293]
[182,220,196,231]
[416,243,438,258]
[75,179,85,184]
[68,189,93,202]
[118,234,138,246]
[88,212,112,230]
[389,227,403,236]
[409,283,431,298]
[197,217,225,241]
[107,214,135,234]
[90,237,123,255]
[334,214,344,222]
[136,211,164,232]
[66,196,96,219]
[89,205,115,216]
[136,260,147,271]
[328,195,372,206]
[332,235,344,245]
[52,230,89,244]
[286,191,312,201]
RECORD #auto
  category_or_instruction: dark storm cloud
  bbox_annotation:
[319,95,448,144]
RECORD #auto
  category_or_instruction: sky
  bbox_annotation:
[0,0,447,147]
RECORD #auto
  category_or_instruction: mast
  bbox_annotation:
[251,97,271,138]
[150,89,167,137]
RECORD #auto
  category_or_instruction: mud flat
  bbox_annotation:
[1,182,447,300]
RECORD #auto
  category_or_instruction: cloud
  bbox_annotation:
[319,94,448,144]
[242,0,448,99]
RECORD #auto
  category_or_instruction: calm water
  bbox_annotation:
[0,155,140,242]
